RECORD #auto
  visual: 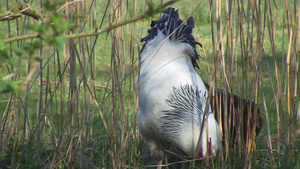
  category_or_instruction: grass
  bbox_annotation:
[0,0,299,168]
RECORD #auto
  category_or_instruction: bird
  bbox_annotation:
[203,81,262,145]
[136,8,220,168]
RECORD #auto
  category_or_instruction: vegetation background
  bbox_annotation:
[0,0,299,168]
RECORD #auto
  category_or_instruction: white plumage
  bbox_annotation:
[136,8,220,167]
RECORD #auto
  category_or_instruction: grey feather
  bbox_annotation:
[160,84,207,139]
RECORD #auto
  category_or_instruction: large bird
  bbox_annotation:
[136,8,220,168]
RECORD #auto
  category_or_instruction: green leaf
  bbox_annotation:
[0,41,10,67]
[0,80,22,94]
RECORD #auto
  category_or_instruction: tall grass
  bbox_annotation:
[0,0,299,168]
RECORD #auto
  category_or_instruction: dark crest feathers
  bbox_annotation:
[141,8,202,68]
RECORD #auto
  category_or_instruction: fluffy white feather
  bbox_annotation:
[136,8,220,166]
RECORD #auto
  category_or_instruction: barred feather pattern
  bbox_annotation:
[160,84,207,139]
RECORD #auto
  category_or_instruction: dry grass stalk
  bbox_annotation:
[0,0,299,168]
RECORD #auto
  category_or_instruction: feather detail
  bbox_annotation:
[141,7,202,68]
[160,84,207,155]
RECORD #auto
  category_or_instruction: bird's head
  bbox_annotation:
[197,113,220,159]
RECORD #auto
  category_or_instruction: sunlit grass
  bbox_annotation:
[0,0,299,168]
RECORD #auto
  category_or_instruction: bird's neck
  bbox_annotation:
[139,35,195,76]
